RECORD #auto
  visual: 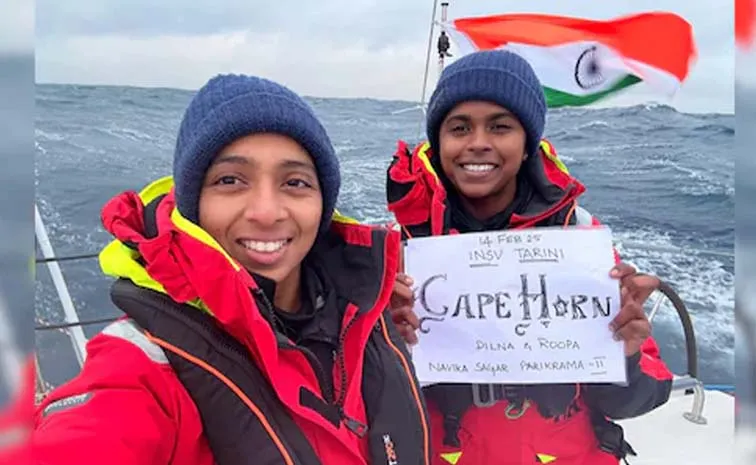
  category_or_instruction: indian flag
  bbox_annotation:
[442,12,697,107]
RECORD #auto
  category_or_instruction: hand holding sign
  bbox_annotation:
[390,248,420,345]
[391,273,419,345]
[610,263,658,356]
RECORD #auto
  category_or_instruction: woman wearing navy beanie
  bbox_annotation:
[33,74,430,465]
[386,50,673,465]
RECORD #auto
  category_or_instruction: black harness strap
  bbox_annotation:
[423,384,527,447]
[423,384,475,447]
[590,410,638,463]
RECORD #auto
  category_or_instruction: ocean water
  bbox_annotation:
[34,83,734,389]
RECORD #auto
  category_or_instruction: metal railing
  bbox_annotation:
[647,281,707,425]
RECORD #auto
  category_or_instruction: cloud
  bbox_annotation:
[36,0,431,45]
[35,0,734,113]
[36,31,428,101]
[0,0,33,54]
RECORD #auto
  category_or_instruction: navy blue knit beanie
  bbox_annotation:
[426,50,547,157]
[173,74,340,232]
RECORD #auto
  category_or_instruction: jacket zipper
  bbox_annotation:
[252,288,334,403]
[253,288,368,437]
[332,313,367,436]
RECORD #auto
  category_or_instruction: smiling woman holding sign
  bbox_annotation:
[386,50,673,465]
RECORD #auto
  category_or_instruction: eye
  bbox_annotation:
[284,178,313,189]
[490,123,511,132]
[449,124,469,134]
[214,175,241,186]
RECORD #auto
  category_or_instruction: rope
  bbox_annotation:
[35,252,99,264]
[34,250,117,331]
[35,316,120,331]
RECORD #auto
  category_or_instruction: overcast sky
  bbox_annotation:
[33,0,733,114]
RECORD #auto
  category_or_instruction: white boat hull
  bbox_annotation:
[618,385,735,464]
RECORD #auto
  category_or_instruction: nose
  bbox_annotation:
[242,181,288,226]
[466,126,492,154]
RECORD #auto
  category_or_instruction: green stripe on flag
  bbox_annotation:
[544,75,642,108]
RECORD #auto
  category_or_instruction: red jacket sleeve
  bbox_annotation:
[583,337,673,419]
[32,320,210,465]
[580,211,674,419]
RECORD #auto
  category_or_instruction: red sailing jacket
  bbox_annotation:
[386,140,674,465]
[32,176,430,465]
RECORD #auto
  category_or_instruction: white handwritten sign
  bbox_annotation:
[404,226,627,385]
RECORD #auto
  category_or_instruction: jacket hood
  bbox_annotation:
[98,176,401,366]
[387,138,586,233]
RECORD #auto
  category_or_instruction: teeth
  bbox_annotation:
[242,240,287,253]
[462,164,496,172]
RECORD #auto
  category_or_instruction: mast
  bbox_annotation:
[438,2,449,77]
[392,0,452,141]
[417,0,440,117]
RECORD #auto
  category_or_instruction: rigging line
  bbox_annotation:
[416,0,439,138]
[36,316,120,331]
[35,252,100,264]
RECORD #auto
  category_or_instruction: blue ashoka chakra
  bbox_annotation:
[574,46,606,89]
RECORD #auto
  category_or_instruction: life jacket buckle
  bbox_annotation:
[471,384,497,408]
[504,399,531,420]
